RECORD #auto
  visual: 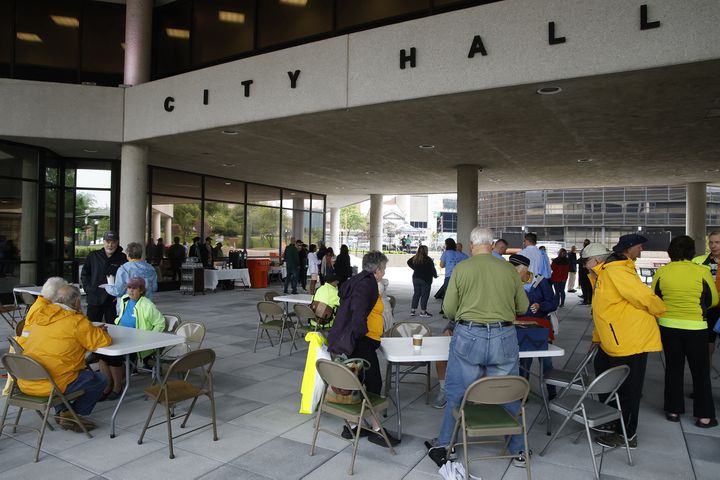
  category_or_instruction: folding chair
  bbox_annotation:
[264,291,282,302]
[0,353,92,462]
[0,305,22,331]
[254,301,294,355]
[447,376,531,480]
[383,322,433,403]
[386,295,396,315]
[15,319,25,337]
[539,365,632,480]
[163,314,182,333]
[544,343,599,397]
[7,335,23,353]
[138,349,218,459]
[311,359,396,475]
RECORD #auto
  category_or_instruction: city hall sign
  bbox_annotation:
[161,4,662,113]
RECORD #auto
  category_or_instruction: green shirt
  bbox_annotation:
[443,253,529,323]
[652,260,718,330]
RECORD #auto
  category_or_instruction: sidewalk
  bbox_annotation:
[0,266,717,479]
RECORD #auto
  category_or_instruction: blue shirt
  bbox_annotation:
[119,299,138,328]
[492,251,505,260]
[105,259,158,300]
[440,250,469,279]
[518,246,552,278]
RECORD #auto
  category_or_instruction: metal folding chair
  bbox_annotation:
[383,321,433,403]
[163,314,182,333]
[544,343,599,397]
[540,365,632,480]
[254,301,293,355]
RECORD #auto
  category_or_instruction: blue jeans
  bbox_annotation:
[56,369,108,416]
[437,323,526,454]
[552,281,566,306]
[411,278,432,310]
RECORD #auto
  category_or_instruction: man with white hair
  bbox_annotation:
[17,276,68,348]
[427,227,530,468]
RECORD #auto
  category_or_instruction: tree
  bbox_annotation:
[340,205,367,244]
[173,203,201,242]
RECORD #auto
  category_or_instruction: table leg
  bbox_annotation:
[539,360,552,436]
[110,353,131,438]
[395,362,402,440]
[153,348,162,384]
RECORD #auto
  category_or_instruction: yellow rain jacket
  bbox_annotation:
[590,257,665,357]
[18,305,111,396]
[17,296,61,348]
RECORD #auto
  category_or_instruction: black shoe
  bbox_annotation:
[695,418,718,428]
[341,425,369,439]
[427,444,448,467]
[665,412,680,423]
[291,291,298,295]
[367,429,400,447]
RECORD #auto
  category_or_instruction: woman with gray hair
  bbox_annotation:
[104,242,158,300]
[327,250,399,446]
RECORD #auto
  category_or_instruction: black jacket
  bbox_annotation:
[81,246,127,306]
[407,257,438,284]
[334,252,353,281]
[327,270,378,355]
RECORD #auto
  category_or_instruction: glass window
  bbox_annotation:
[205,177,245,203]
[154,0,192,78]
[43,186,58,276]
[193,0,255,66]
[247,183,280,207]
[0,144,39,180]
[247,205,280,257]
[310,211,324,246]
[76,169,111,189]
[257,0,333,48]
[151,195,201,245]
[152,168,202,198]
[311,195,325,212]
[205,201,245,251]
[15,0,81,82]
[281,208,295,250]
[336,0,429,30]
[282,189,310,209]
[0,0,11,77]
[74,189,111,249]
[80,1,125,86]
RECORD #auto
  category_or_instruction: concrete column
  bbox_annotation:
[329,207,341,251]
[165,216,173,244]
[293,198,305,243]
[152,211,161,241]
[369,194,384,251]
[119,144,148,246]
[20,159,37,284]
[456,165,479,249]
[686,182,707,255]
[124,0,153,85]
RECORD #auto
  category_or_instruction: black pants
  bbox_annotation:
[350,336,382,395]
[660,326,715,418]
[411,277,431,310]
[578,267,592,304]
[87,302,117,324]
[594,349,648,437]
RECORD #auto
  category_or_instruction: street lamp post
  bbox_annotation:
[93,220,99,244]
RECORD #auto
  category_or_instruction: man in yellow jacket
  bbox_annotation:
[584,235,665,449]
[19,285,112,431]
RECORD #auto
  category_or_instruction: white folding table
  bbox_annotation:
[380,336,565,439]
[93,324,186,438]
[203,268,251,291]
[272,294,314,353]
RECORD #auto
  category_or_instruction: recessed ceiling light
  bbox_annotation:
[220,163,236,167]
[418,144,435,150]
[50,15,79,27]
[83,148,98,153]
[364,171,377,175]
[224,182,232,185]
[280,0,308,6]
[537,86,562,95]
[290,192,296,196]
[166,28,190,39]
[577,158,593,163]
[218,10,246,24]
[704,168,720,173]
[488,178,501,183]
[221,129,238,135]
[16,32,42,42]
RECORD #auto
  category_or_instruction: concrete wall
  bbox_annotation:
[0,78,124,142]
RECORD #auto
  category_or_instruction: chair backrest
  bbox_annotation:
[586,365,630,397]
[385,321,431,338]
[264,291,282,302]
[463,376,530,406]
[175,321,205,346]
[163,314,182,333]
[2,353,52,382]
[15,319,25,337]
[20,292,36,306]
[387,295,396,312]
[165,348,216,377]
[293,304,317,323]
[257,301,285,319]
[557,343,600,398]
[7,336,23,353]
[316,359,365,392]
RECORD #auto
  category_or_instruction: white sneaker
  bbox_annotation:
[512,450,532,468]
[432,389,447,409]
[410,310,416,317]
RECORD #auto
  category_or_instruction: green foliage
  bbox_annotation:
[173,203,201,242]
[340,205,367,232]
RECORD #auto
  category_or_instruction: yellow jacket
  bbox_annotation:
[18,304,112,396]
[590,256,665,356]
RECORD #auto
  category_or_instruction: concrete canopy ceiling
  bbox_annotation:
[139,59,720,207]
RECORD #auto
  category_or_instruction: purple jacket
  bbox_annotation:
[327,270,379,355]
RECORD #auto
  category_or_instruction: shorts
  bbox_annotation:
[311,273,318,281]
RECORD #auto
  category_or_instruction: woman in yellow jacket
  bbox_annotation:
[653,235,718,427]
[584,235,665,449]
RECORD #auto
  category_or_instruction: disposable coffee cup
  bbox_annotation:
[106,275,115,285]
[412,334,423,351]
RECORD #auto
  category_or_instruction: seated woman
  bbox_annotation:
[97,277,165,400]
[310,273,340,329]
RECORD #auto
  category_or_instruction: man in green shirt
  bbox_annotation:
[428,227,529,468]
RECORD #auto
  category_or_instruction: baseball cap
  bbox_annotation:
[103,231,119,241]
[581,243,610,259]
[612,234,648,253]
[508,254,530,267]
[127,277,146,289]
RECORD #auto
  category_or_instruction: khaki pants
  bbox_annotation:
[567,272,576,291]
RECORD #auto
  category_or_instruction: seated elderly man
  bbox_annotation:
[18,285,112,431]
[17,276,68,347]
[104,241,158,300]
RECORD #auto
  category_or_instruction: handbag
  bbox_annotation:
[310,300,334,325]
[325,358,369,405]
